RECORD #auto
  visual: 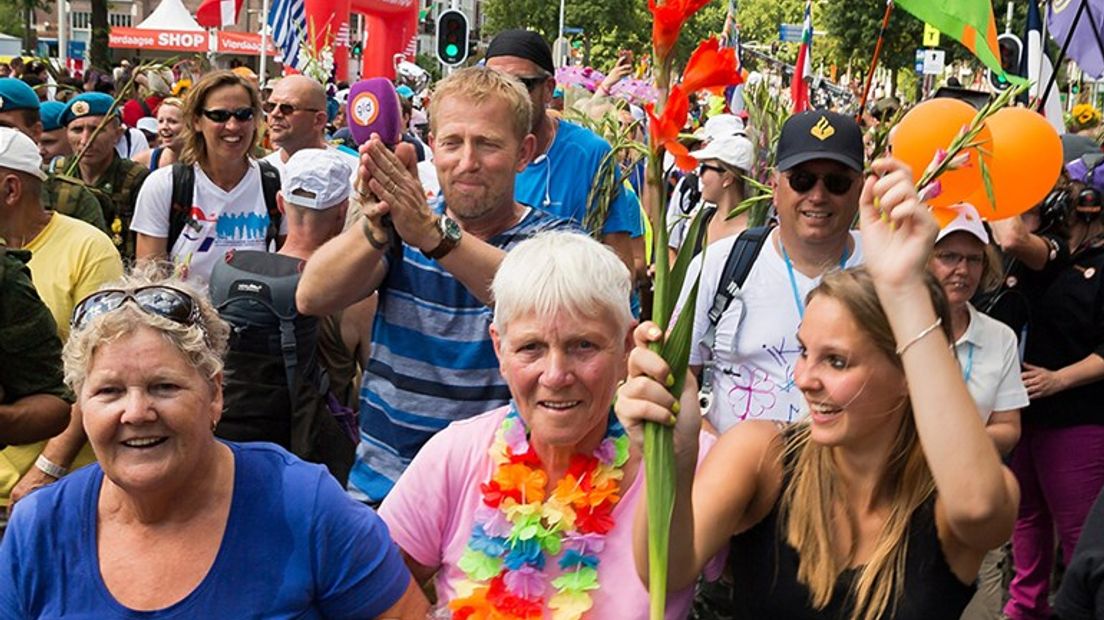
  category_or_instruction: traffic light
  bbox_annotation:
[351,40,363,58]
[989,33,1023,91]
[436,9,469,66]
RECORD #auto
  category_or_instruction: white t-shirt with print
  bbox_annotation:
[131,161,283,290]
[681,228,863,432]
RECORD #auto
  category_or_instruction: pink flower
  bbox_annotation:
[918,180,943,203]
[503,419,529,454]
[503,566,547,600]
[562,532,607,556]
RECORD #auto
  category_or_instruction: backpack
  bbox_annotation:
[167,160,282,253]
[698,225,773,409]
[208,250,357,484]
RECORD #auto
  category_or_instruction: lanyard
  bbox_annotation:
[781,242,850,319]
[958,341,975,383]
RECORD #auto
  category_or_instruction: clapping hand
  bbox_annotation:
[357,136,437,250]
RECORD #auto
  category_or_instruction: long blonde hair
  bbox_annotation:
[779,267,952,620]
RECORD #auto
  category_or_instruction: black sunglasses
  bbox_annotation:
[201,107,256,123]
[262,101,322,116]
[71,286,201,333]
[785,169,856,196]
[517,75,549,91]
[699,163,728,175]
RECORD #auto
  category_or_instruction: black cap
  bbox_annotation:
[485,30,555,75]
[775,111,864,172]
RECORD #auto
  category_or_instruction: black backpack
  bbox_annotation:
[208,250,357,484]
[167,160,282,252]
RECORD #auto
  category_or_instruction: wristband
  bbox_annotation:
[895,317,943,356]
[35,454,67,478]
[361,216,391,251]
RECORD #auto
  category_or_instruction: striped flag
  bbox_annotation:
[1023,0,1064,132]
[268,0,307,71]
[791,0,812,113]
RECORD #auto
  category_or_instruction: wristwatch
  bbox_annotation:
[422,214,462,260]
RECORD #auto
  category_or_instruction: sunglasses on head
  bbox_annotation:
[262,101,321,116]
[785,169,856,196]
[71,286,201,333]
[517,75,549,91]
[201,107,255,123]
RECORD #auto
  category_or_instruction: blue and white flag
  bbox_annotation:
[267,0,306,71]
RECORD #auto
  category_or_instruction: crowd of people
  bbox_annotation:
[1,26,1104,620]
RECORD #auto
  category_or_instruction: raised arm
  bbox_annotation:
[859,158,1019,553]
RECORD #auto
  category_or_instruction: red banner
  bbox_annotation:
[217,31,276,56]
[108,28,209,52]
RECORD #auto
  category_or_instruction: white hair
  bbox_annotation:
[492,231,632,334]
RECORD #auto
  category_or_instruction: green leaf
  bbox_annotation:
[979,154,996,214]
[667,206,711,311]
[644,421,675,620]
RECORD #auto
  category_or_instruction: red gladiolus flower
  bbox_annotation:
[646,84,697,172]
[680,37,744,94]
[649,0,712,63]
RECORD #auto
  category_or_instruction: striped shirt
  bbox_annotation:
[349,203,576,502]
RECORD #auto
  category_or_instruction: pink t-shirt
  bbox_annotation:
[379,406,720,619]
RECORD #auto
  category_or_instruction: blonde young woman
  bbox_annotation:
[132,97,184,172]
[616,158,1019,620]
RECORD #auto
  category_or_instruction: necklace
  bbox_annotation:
[449,404,630,620]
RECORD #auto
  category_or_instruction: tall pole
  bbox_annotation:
[258,0,270,84]
[856,0,893,121]
[58,0,68,67]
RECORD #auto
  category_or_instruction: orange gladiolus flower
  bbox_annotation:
[680,37,743,94]
[649,0,712,63]
[646,84,697,172]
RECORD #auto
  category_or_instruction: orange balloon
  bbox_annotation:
[962,107,1063,220]
[890,98,993,209]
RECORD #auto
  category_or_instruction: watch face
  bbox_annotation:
[442,216,462,241]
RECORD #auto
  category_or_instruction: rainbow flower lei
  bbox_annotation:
[449,405,631,620]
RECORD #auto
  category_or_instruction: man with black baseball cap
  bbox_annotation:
[682,110,866,432]
[484,29,643,276]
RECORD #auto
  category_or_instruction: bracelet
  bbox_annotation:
[361,216,391,251]
[895,317,943,356]
[35,454,67,479]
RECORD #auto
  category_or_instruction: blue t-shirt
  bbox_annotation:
[350,202,578,503]
[0,442,410,619]
[514,120,643,238]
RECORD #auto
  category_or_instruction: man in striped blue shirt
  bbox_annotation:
[298,67,576,503]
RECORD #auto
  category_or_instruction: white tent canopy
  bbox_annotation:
[136,0,203,31]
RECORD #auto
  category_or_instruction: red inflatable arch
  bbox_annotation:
[303,0,418,80]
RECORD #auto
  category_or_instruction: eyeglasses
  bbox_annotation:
[933,251,985,268]
[262,101,322,116]
[699,163,727,176]
[71,286,201,333]
[516,75,549,91]
[785,169,856,196]
[201,107,256,123]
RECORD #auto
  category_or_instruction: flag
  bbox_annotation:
[791,0,812,113]
[1048,0,1104,79]
[196,0,243,28]
[894,0,1007,78]
[268,0,307,71]
[1024,0,1065,133]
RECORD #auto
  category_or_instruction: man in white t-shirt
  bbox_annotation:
[683,111,866,432]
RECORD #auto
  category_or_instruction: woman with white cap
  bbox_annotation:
[929,204,1028,620]
[688,134,757,248]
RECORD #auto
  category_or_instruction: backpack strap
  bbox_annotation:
[167,162,195,253]
[700,225,773,394]
[257,160,282,246]
[137,97,152,119]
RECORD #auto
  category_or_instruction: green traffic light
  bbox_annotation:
[446,44,459,57]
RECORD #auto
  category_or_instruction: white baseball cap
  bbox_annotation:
[0,127,46,180]
[692,113,745,141]
[689,135,755,172]
[281,148,352,210]
[136,117,159,134]
[937,203,990,245]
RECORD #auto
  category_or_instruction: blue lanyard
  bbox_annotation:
[960,341,975,383]
[781,242,850,319]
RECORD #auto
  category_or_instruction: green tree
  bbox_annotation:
[89,0,109,70]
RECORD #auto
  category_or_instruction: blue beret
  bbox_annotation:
[0,78,40,112]
[40,101,67,132]
[62,92,118,126]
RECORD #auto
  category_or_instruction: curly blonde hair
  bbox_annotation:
[62,263,229,393]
